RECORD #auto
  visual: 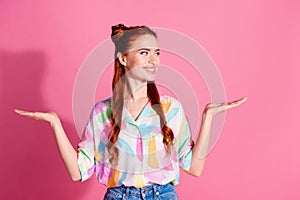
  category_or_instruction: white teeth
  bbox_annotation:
[143,67,157,72]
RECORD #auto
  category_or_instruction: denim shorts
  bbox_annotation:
[103,182,178,200]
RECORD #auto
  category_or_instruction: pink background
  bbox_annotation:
[1,0,299,199]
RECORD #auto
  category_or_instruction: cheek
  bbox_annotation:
[130,57,145,67]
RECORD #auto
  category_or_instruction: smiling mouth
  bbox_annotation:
[143,67,158,73]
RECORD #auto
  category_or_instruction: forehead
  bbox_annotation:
[128,34,159,51]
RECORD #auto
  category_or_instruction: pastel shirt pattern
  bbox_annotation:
[77,95,194,188]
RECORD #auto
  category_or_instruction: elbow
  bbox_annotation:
[71,174,82,182]
[188,155,206,177]
[189,169,203,177]
[71,164,82,182]
[72,177,80,182]
[188,163,205,177]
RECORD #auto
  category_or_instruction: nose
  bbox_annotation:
[148,54,159,66]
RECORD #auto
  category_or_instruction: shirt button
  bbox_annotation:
[156,191,159,195]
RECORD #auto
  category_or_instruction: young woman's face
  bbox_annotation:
[119,34,160,82]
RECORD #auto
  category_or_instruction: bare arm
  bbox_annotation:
[188,97,247,177]
[14,109,82,181]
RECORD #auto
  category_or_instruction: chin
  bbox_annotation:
[146,77,156,83]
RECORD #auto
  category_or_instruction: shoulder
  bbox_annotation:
[91,97,112,117]
[159,94,183,113]
[160,94,179,103]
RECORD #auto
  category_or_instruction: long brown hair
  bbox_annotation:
[107,24,174,166]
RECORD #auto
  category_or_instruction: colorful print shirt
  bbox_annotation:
[77,95,194,188]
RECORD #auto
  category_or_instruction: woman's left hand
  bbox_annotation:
[204,97,247,117]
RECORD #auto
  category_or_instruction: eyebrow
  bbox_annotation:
[136,48,160,51]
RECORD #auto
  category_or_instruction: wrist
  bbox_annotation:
[203,108,214,119]
[49,113,60,128]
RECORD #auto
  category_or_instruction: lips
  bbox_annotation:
[143,66,158,73]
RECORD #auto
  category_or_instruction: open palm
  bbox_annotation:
[14,109,58,126]
[205,97,247,116]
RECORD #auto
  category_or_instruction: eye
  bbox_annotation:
[140,51,148,55]
[155,51,160,56]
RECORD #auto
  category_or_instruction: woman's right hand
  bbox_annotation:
[14,108,81,181]
[14,109,58,127]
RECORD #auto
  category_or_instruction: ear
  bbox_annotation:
[117,52,127,66]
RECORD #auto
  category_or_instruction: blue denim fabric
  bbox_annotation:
[103,182,178,200]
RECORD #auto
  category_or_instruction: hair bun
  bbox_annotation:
[111,24,129,36]
[111,24,130,44]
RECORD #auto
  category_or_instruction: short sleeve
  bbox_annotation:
[77,107,97,182]
[173,100,194,172]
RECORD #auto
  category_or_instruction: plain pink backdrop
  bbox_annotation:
[1,0,299,199]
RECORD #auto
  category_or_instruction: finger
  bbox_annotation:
[15,109,35,117]
[14,109,29,115]
[14,109,27,114]
[226,104,239,110]
[229,97,247,105]
[226,99,246,108]
[226,99,247,109]
[233,98,247,106]
[237,97,247,104]
[19,112,34,117]
[14,109,34,115]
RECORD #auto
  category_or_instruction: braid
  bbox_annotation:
[147,82,174,155]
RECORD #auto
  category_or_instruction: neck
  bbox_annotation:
[124,76,148,103]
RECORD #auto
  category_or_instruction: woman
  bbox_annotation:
[15,24,247,200]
